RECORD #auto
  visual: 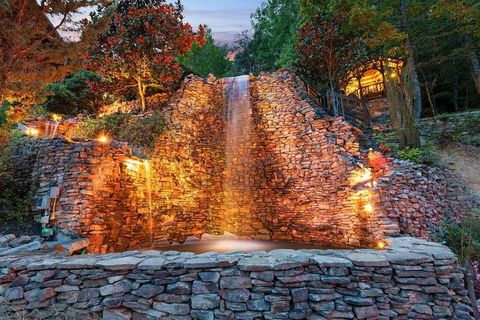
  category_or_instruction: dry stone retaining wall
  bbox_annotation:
[376,159,478,239]
[250,72,383,247]
[0,237,473,319]
[13,138,152,253]
[8,72,478,252]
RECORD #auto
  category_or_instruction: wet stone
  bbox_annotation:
[152,302,190,315]
[193,281,218,294]
[221,289,250,302]
[100,280,132,296]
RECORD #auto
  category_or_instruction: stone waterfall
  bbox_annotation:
[223,75,254,234]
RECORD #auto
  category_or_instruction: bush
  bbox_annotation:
[43,69,103,116]
[453,115,480,146]
[396,143,438,165]
[0,130,34,222]
[0,101,8,126]
[442,210,480,292]
[66,112,165,152]
[442,211,480,263]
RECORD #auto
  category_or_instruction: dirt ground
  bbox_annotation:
[436,143,480,198]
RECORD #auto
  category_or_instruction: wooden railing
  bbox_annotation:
[320,91,370,124]
[352,83,385,100]
[304,81,370,124]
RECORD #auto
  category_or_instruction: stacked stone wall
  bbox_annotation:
[150,75,227,243]
[9,72,478,252]
[250,72,383,247]
[0,238,473,319]
[377,160,478,238]
[16,138,152,253]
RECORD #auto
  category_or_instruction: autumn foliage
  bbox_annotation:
[296,13,371,93]
[0,0,97,103]
[86,0,207,111]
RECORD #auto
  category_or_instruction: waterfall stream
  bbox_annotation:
[223,75,252,233]
[143,159,154,243]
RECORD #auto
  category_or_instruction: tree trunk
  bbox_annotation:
[424,80,437,116]
[466,35,480,97]
[465,261,480,320]
[453,78,460,112]
[137,79,146,112]
[400,0,422,121]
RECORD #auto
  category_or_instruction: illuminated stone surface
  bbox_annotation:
[0,237,474,319]
[6,71,477,253]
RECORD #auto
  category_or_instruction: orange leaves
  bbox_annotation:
[195,24,208,47]
[85,0,201,104]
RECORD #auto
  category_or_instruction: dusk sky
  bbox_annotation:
[180,0,264,44]
[54,0,264,45]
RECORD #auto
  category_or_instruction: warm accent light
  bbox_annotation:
[25,127,40,137]
[51,114,62,122]
[364,203,374,214]
[377,241,386,250]
[97,134,110,144]
[349,167,372,186]
[124,159,144,173]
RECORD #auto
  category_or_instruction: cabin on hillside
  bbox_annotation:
[343,58,403,118]
[306,57,403,124]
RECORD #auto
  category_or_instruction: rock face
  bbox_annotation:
[376,159,478,238]
[0,237,474,319]
[6,71,477,252]
[10,138,153,253]
[0,235,45,256]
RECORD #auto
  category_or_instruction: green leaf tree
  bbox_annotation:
[86,0,206,111]
[233,0,300,74]
[43,70,103,115]
[178,30,232,78]
[432,0,480,98]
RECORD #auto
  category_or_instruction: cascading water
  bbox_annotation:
[223,75,253,233]
[50,122,60,139]
[143,159,154,242]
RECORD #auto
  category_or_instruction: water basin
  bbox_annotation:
[150,239,342,253]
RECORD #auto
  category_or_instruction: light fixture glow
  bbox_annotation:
[25,127,40,137]
[124,159,143,172]
[51,114,62,122]
[97,134,110,144]
[377,241,386,250]
[350,167,373,186]
[364,203,374,214]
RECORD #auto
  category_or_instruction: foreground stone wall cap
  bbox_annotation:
[311,255,353,268]
[96,257,144,270]
[57,257,99,269]
[346,253,389,267]
[137,257,166,270]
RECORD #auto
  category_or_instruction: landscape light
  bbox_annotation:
[124,159,143,172]
[97,134,110,144]
[51,114,62,122]
[25,127,40,137]
[363,203,374,214]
